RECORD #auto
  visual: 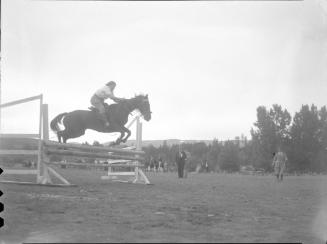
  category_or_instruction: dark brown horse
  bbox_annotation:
[50,94,151,145]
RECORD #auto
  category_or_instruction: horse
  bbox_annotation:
[50,94,151,145]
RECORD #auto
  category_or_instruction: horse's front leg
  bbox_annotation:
[121,127,131,143]
[115,130,125,145]
[107,123,125,146]
[109,133,124,146]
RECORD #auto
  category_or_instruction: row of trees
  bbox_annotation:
[143,104,327,174]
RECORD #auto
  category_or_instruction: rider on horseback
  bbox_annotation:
[90,81,124,127]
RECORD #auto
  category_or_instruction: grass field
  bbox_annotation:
[1,169,327,243]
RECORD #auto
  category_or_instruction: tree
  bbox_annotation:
[207,139,221,172]
[289,104,321,172]
[218,141,240,172]
[250,105,291,171]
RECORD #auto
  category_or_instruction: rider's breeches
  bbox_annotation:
[90,94,106,115]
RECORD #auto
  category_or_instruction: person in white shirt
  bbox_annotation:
[90,81,124,127]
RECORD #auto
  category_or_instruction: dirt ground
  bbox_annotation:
[1,169,327,243]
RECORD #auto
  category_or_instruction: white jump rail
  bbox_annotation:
[0,94,50,185]
[0,95,69,186]
[101,116,151,185]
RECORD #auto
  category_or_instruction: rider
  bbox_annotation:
[90,81,124,127]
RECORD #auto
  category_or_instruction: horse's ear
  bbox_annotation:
[145,94,148,98]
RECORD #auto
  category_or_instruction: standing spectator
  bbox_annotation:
[163,161,168,172]
[154,158,159,172]
[200,160,205,173]
[272,147,288,182]
[144,159,150,172]
[205,160,209,173]
[176,150,187,178]
[150,157,155,172]
[158,157,163,172]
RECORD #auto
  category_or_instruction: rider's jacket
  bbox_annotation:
[95,85,115,100]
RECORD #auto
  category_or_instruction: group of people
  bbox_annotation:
[146,157,169,172]
[146,147,287,181]
[144,150,188,178]
[196,160,210,173]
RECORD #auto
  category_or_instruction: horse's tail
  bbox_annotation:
[50,112,68,132]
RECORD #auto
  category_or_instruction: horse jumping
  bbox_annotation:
[50,94,151,145]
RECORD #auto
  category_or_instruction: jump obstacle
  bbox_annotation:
[0,94,151,186]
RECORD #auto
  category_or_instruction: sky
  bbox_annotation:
[1,0,327,144]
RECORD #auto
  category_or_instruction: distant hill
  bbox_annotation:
[0,137,242,149]
[104,139,213,148]
[0,137,39,149]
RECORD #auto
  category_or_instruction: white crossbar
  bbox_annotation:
[0,134,40,138]
[0,150,39,155]
[3,169,38,175]
[0,94,42,108]
[106,172,135,176]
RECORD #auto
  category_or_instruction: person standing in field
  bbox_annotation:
[158,157,163,172]
[272,147,288,182]
[150,157,155,172]
[176,150,187,178]
[163,161,168,173]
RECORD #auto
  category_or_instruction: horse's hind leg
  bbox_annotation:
[57,130,76,144]
[59,129,86,143]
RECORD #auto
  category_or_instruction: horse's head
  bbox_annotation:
[134,94,152,121]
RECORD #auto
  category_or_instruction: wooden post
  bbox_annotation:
[134,117,142,183]
[36,95,43,183]
[42,104,49,141]
[136,117,142,151]
[40,103,52,184]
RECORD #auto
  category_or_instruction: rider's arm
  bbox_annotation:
[110,96,124,103]
[99,87,123,102]
[105,88,125,102]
